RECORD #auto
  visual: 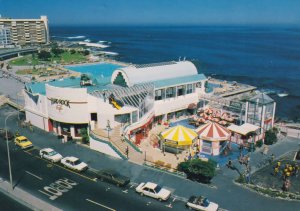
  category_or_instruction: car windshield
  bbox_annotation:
[20,139,28,143]
[48,151,58,156]
[154,185,162,193]
[74,160,81,165]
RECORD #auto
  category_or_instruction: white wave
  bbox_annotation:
[98,51,118,56]
[78,41,109,48]
[67,35,86,39]
[84,39,91,42]
[98,40,107,43]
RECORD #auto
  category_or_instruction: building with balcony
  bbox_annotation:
[0,16,49,46]
[0,25,12,48]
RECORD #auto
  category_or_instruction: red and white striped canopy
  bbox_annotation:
[196,121,231,141]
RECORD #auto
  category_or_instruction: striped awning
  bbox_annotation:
[196,121,231,141]
[161,125,197,146]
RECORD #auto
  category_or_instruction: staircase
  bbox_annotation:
[92,125,144,164]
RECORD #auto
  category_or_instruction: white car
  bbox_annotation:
[39,148,63,163]
[135,182,171,201]
[186,196,219,211]
[61,156,88,172]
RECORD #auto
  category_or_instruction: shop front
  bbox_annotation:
[129,116,154,145]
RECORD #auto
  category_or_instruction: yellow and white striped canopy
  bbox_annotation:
[161,125,197,146]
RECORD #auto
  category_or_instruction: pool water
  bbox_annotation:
[66,63,123,79]
[170,119,197,129]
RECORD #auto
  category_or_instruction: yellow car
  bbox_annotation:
[14,136,33,149]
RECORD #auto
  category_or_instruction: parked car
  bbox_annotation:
[14,136,33,149]
[0,128,14,140]
[96,169,130,187]
[39,148,63,163]
[186,196,219,211]
[135,182,171,201]
[61,156,88,172]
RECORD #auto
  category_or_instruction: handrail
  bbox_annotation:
[123,109,154,137]
[124,136,142,153]
[90,131,127,160]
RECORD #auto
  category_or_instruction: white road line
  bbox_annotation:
[219,208,230,211]
[86,198,116,211]
[171,195,188,202]
[25,170,43,180]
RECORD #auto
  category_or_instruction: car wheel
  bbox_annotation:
[140,192,144,196]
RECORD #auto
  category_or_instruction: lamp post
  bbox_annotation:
[16,91,23,121]
[106,120,112,139]
[5,112,17,190]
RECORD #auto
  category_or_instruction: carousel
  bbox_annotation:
[196,121,231,156]
[160,125,198,154]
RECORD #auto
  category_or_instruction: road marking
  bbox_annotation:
[47,163,53,168]
[86,198,116,211]
[25,170,43,180]
[171,195,188,202]
[51,163,97,182]
[25,147,36,152]
[122,189,128,193]
[166,203,172,208]
[105,187,110,191]
[218,208,230,211]
[23,150,32,155]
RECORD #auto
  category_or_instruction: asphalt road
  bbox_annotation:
[0,191,31,211]
[1,106,300,211]
[0,139,187,211]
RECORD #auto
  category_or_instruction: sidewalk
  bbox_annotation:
[0,179,61,211]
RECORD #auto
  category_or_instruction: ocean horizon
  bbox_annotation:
[50,25,300,122]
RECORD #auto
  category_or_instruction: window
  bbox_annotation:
[166,87,175,98]
[177,85,185,96]
[90,113,97,121]
[113,72,128,87]
[155,89,165,101]
[186,84,193,94]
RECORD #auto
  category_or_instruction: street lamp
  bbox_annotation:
[106,120,112,139]
[16,91,22,121]
[5,111,17,190]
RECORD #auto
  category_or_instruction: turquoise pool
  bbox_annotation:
[65,63,123,79]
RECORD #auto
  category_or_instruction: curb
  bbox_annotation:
[0,179,61,211]
[233,180,300,202]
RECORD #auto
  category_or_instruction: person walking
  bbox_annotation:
[125,146,129,158]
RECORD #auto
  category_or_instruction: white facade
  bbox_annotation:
[24,61,207,141]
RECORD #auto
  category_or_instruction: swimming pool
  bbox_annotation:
[65,63,123,78]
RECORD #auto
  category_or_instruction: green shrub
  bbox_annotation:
[255,140,263,148]
[264,128,278,145]
[178,159,216,183]
[79,128,89,144]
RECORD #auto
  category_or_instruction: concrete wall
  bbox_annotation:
[89,136,122,159]
[46,85,89,124]
[25,110,49,131]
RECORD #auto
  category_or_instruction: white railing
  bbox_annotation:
[123,109,154,138]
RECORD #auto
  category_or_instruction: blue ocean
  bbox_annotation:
[51,25,300,121]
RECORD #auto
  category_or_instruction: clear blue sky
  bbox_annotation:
[1,0,300,25]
